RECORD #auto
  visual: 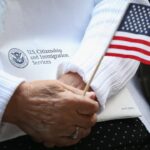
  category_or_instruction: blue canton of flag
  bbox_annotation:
[106,3,150,64]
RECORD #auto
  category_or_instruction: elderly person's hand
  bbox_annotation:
[2,80,99,147]
[59,72,100,137]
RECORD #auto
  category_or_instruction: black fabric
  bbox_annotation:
[138,64,150,105]
[0,118,150,150]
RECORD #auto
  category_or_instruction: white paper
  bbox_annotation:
[97,87,141,122]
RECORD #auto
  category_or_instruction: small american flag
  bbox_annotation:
[106,3,150,64]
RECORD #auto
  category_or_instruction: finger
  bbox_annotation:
[64,82,96,98]
[75,114,97,128]
[74,95,99,115]
[55,126,91,147]
[86,91,97,100]
[73,127,91,139]
[62,82,85,95]
[63,90,99,115]
[61,81,99,113]
[61,126,77,136]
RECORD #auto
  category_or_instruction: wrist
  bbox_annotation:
[59,72,86,89]
[59,72,94,92]
[2,81,28,125]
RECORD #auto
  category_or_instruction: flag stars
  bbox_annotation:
[127,16,130,19]
[138,8,142,12]
[145,31,148,34]
[141,19,145,22]
[134,26,138,29]
[136,17,140,21]
[130,13,134,17]
[139,15,144,19]
[133,8,137,12]
[140,30,144,33]
[139,24,142,27]
[135,29,139,33]
[145,19,149,22]
[132,19,136,23]
[118,3,150,36]
[129,22,132,25]
[131,28,135,31]
[131,15,135,19]
[125,24,129,28]
[134,11,138,15]
[144,13,148,17]
[122,27,125,30]
[143,10,146,14]
[137,21,141,24]
[135,14,139,18]
[131,27,135,31]
[142,23,146,27]
[124,21,128,24]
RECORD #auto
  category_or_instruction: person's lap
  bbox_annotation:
[0,118,150,150]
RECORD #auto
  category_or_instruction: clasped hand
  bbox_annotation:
[3,79,99,147]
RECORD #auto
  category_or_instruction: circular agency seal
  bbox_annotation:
[8,48,29,68]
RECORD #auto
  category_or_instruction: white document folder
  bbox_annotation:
[97,87,142,122]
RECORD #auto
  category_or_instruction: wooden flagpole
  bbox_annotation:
[83,54,105,96]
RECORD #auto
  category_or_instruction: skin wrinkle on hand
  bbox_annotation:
[2,80,99,147]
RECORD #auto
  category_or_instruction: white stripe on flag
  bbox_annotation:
[110,40,150,52]
[107,48,150,61]
[115,31,150,42]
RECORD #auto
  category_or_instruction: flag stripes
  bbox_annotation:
[106,32,150,64]
[106,53,150,64]
[105,3,150,65]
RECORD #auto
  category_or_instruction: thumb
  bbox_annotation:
[62,83,85,95]
[61,82,97,100]
[85,92,97,100]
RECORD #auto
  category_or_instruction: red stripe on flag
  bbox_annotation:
[106,53,150,65]
[112,36,150,47]
[109,45,150,56]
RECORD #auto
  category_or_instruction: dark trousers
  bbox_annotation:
[0,118,150,150]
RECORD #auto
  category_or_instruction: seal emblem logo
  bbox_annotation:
[8,48,29,68]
